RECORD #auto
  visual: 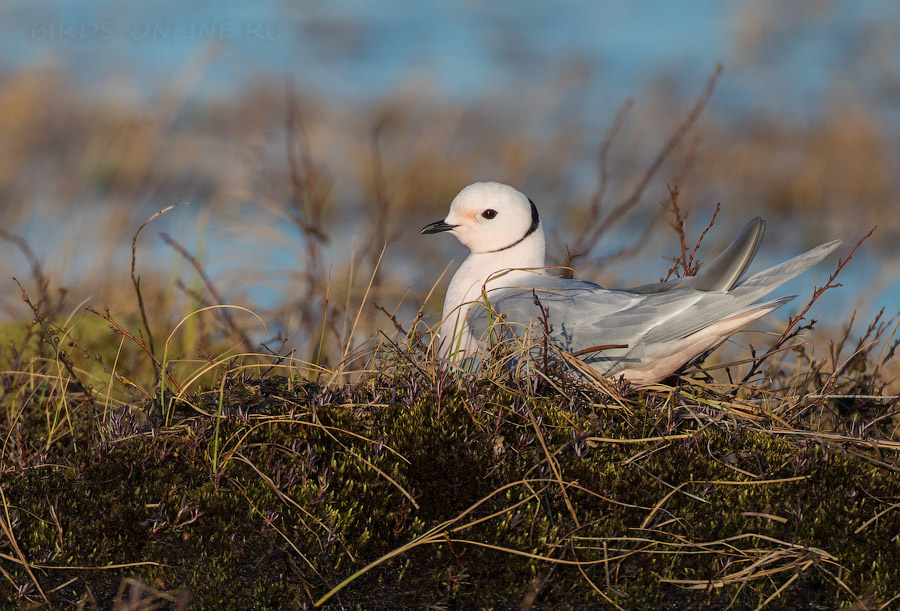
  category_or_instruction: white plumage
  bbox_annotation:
[421,182,840,384]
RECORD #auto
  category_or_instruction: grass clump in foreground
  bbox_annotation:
[2,68,899,609]
[1,282,899,609]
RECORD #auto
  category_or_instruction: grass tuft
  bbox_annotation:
[0,66,898,609]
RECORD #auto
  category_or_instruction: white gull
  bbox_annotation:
[421,182,840,384]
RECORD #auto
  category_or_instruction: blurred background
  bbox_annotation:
[1,0,898,368]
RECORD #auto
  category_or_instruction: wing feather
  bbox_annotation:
[466,239,841,377]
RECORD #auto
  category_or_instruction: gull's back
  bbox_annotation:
[466,238,841,383]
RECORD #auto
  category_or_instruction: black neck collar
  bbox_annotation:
[485,198,540,254]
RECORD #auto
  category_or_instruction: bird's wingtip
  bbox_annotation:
[808,239,843,257]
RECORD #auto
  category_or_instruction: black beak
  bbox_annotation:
[420,220,457,235]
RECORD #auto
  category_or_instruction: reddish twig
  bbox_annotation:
[665,185,690,280]
[159,232,254,348]
[374,302,408,336]
[570,344,629,357]
[87,306,184,393]
[532,290,554,375]
[566,64,722,269]
[579,99,635,237]
[688,203,721,272]
[661,189,719,282]
[15,279,95,406]
[739,227,876,385]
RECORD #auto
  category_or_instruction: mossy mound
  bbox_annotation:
[2,370,899,609]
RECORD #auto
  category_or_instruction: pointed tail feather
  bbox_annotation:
[735,240,842,292]
[628,217,766,294]
[735,294,796,318]
[687,217,765,291]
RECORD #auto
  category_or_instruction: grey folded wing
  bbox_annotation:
[628,217,766,294]
[467,239,842,376]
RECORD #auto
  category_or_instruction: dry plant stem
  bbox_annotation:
[570,344,629,358]
[131,204,185,383]
[376,332,431,381]
[86,307,183,394]
[796,341,880,421]
[15,279,95,407]
[0,487,47,602]
[0,232,50,371]
[532,290,553,375]
[285,85,330,323]
[226,476,323,579]
[174,279,214,313]
[285,86,329,243]
[662,185,721,281]
[564,97,634,268]
[312,268,332,378]
[687,202,721,272]
[830,310,859,368]
[334,246,386,378]
[816,564,866,608]
[112,578,188,609]
[523,402,580,528]
[567,64,722,269]
[853,501,900,535]
[229,452,335,556]
[739,227,876,386]
[699,343,800,373]
[569,541,626,611]
[368,120,392,297]
[586,206,668,270]
[666,185,690,278]
[589,100,634,222]
[159,232,254,348]
[314,478,561,607]
[373,303,408,336]
[0,229,49,302]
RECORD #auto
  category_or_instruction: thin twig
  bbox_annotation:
[159,232,254,348]
[131,204,184,382]
[740,227,875,384]
[567,64,722,268]
[15,279,95,407]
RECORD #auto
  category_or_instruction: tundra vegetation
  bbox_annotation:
[0,66,898,609]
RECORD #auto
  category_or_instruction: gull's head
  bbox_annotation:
[420,182,540,254]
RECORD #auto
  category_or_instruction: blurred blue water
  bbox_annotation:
[3,0,898,122]
[2,1,897,327]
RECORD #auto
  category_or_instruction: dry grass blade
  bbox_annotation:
[15,279,94,407]
[87,306,184,394]
[131,203,187,375]
[334,245,386,379]
[567,64,723,268]
[314,478,560,606]
[586,433,691,444]
[227,476,323,579]
[756,571,801,610]
[854,501,900,535]
[570,540,627,611]
[0,487,47,602]
[741,226,876,384]
[230,453,333,556]
[159,232,255,348]
[523,403,581,527]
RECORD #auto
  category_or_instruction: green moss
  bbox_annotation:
[1,370,899,608]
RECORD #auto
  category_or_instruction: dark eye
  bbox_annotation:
[482,209,497,219]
